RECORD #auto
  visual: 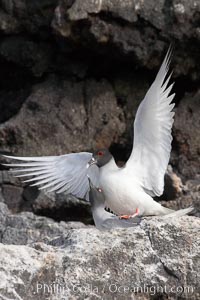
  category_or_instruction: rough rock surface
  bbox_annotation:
[0,0,199,80]
[0,212,199,300]
[53,0,200,78]
[172,90,200,180]
[0,77,125,155]
[0,202,87,246]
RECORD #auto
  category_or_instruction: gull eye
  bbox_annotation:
[98,151,104,156]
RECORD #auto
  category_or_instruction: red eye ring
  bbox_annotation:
[98,151,104,156]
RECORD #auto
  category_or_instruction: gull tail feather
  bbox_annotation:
[162,206,194,219]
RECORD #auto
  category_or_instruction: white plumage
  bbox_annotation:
[3,153,99,199]
[127,48,175,197]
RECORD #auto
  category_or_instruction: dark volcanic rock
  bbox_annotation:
[32,191,92,224]
[53,0,200,79]
[0,170,93,223]
[0,37,53,76]
[1,184,23,213]
[0,0,57,34]
[0,9,20,33]
[0,0,57,77]
[0,76,125,155]
[172,90,200,180]
[160,174,200,217]
[0,0,199,79]
[160,165,184,201]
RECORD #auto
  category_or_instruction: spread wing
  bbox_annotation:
[2,152,99,200]
[125,48,175,197]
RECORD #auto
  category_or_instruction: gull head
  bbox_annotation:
[87,148,112,168]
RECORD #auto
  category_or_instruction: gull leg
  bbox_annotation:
[119,208,139,219]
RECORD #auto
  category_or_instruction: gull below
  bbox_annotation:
[88,177,140,230]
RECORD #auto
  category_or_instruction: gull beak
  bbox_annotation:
[87,175,94,189]
[87,157,97,169]
[87,175,101,192]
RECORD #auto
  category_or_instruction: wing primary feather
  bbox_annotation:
[126,47,175,197]
[8,166,52,173]
[161,83,174,99]
[37,178,64,190]
[56,180,72,193]
[22,173,56,183]
[45,180,67,192]
[161,71,173,92]
[13,170,54,178]
[40,174,75,191]
[2,155,57,162]
[2,152,96,199]
[3,162,53,167]
[29,176,59,186]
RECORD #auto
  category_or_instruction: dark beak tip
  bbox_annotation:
[87,157,97,168]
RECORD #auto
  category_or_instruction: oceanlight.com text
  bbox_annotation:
[33,282,194,296]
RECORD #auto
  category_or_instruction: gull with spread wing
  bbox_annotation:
[2,48,193,218]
